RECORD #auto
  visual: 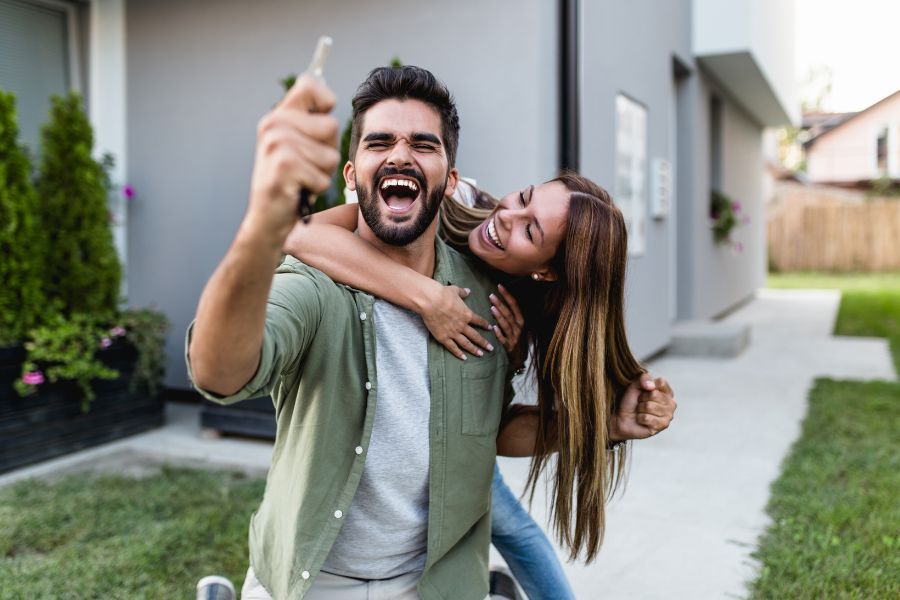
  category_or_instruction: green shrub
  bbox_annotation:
[36,92,121,317]
[0,91,46,345]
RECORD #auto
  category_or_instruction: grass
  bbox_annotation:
[0,466,263,599]
[749,272,900,599]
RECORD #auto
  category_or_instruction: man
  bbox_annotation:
[188,65,674,600]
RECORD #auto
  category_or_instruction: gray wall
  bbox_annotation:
[125,0,558,388]
[676,72,766,320]
[124,0,769,389]
[581,0,693,357]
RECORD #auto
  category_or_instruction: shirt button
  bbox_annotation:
[301,570,310,580]
[365,381,372,390]
[355,446,363,455]
[359,312,367,321]
[334,509,343,519]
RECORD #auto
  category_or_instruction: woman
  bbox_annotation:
[284,172,654,598]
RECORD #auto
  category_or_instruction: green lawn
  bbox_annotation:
[750,273,900,599]
[0,467,263,599]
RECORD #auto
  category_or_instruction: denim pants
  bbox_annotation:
[491,463,576,600]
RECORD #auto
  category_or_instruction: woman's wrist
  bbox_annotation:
[410,277,444,316]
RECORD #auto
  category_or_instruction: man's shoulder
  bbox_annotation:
[271,255,354,304]
[440,244,495,291]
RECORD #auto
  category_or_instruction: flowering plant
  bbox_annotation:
[710,190,749,251]
[15,309,168,412]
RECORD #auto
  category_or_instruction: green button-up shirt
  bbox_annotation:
[186,239,512,600]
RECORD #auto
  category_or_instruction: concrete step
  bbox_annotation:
[669,319,751,358]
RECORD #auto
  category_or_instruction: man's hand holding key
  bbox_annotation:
[246,74,340,244]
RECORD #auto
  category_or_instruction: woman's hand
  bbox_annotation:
[489,284,526,365]
[421,283,494,361]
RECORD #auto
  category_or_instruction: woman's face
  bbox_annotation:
[467,181,570,277]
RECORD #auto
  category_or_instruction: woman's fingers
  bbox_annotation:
[497,284,524,327]
[493,324,509,348]
[440,337,467,361]
[463,325,493,352]
[455,333,484,358]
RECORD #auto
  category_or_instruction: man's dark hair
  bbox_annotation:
[349,65,460,167]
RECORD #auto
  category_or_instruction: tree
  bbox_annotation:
[0,91,45,345]
[36,93,121,318]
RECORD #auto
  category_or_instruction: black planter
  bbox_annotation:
[0,342,164,475]
[200,395,275,440]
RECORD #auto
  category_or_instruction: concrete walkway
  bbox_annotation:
[494,288,896,599]
[1,289,896,598]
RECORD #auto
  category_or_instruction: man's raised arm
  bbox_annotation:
[189,76,339,396]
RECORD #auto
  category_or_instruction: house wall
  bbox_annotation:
[119,0,779,389]
[123,0,558,388]
[677,73,767,320]
[807,93,900,183]
[581,0,693,357]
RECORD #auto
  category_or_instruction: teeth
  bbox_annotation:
[487,217,504,249]
[380,178,419,191]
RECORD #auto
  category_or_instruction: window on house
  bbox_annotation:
[0,0,81,154]
[615,93,648,256]
[876,127,888,175]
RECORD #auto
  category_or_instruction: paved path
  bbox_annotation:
[2,289,895,599]
[495,289,896,599]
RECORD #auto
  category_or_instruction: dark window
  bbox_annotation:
[876,127,888,174]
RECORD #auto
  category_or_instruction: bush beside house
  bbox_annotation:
[0,90,168,475]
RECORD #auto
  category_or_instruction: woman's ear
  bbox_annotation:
[532,267,558,282]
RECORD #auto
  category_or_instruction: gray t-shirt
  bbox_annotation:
[321,299,431,579]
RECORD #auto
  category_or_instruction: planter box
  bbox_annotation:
[200,396,275,440]
[0,342,164,475]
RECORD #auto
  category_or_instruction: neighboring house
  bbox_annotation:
[1,0,797,391]
[805,89,900,184]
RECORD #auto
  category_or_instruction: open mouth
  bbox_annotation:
[378,176,421,213]
[481,215,505,250]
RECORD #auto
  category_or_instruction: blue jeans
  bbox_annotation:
[491,463,576,600]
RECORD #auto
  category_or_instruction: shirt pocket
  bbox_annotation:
[461,359,505,437]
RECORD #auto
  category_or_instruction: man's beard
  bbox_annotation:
[357,167,446,247]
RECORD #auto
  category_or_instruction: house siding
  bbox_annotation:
[118,0,786,388]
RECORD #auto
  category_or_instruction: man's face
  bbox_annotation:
[345,99,458,246]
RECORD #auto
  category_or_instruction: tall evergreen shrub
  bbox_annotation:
[36,93,121,317]
[0,91,45,345]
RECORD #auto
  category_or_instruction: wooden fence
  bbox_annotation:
[768,191,900,272]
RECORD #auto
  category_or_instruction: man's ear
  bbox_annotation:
[343,161,356,191]
[444,167,459,199]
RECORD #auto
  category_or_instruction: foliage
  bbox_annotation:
[0,91,46,346]
[866,176,900,200]
[118,308,169,398]
[36,92,121,318]
[0,466,264,597]
[14,313,118,411]
[15,308,169,411]
[710,189,747,250]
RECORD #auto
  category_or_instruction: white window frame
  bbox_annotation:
[615,93,649,257]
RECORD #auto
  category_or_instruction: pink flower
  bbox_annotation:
[23,371,44,386]
[735,242,745,253]
[110,326,127,337]
[731,201,742,212]
[123,185,134,200]
[100,337,113,349]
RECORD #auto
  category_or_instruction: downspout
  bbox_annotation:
[559,0,579,171]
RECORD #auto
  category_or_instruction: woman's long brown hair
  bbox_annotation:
[439,173,645,562]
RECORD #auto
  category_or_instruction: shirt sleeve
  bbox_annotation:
[184,258,325,405]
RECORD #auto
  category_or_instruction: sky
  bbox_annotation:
[795,0,900,113]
